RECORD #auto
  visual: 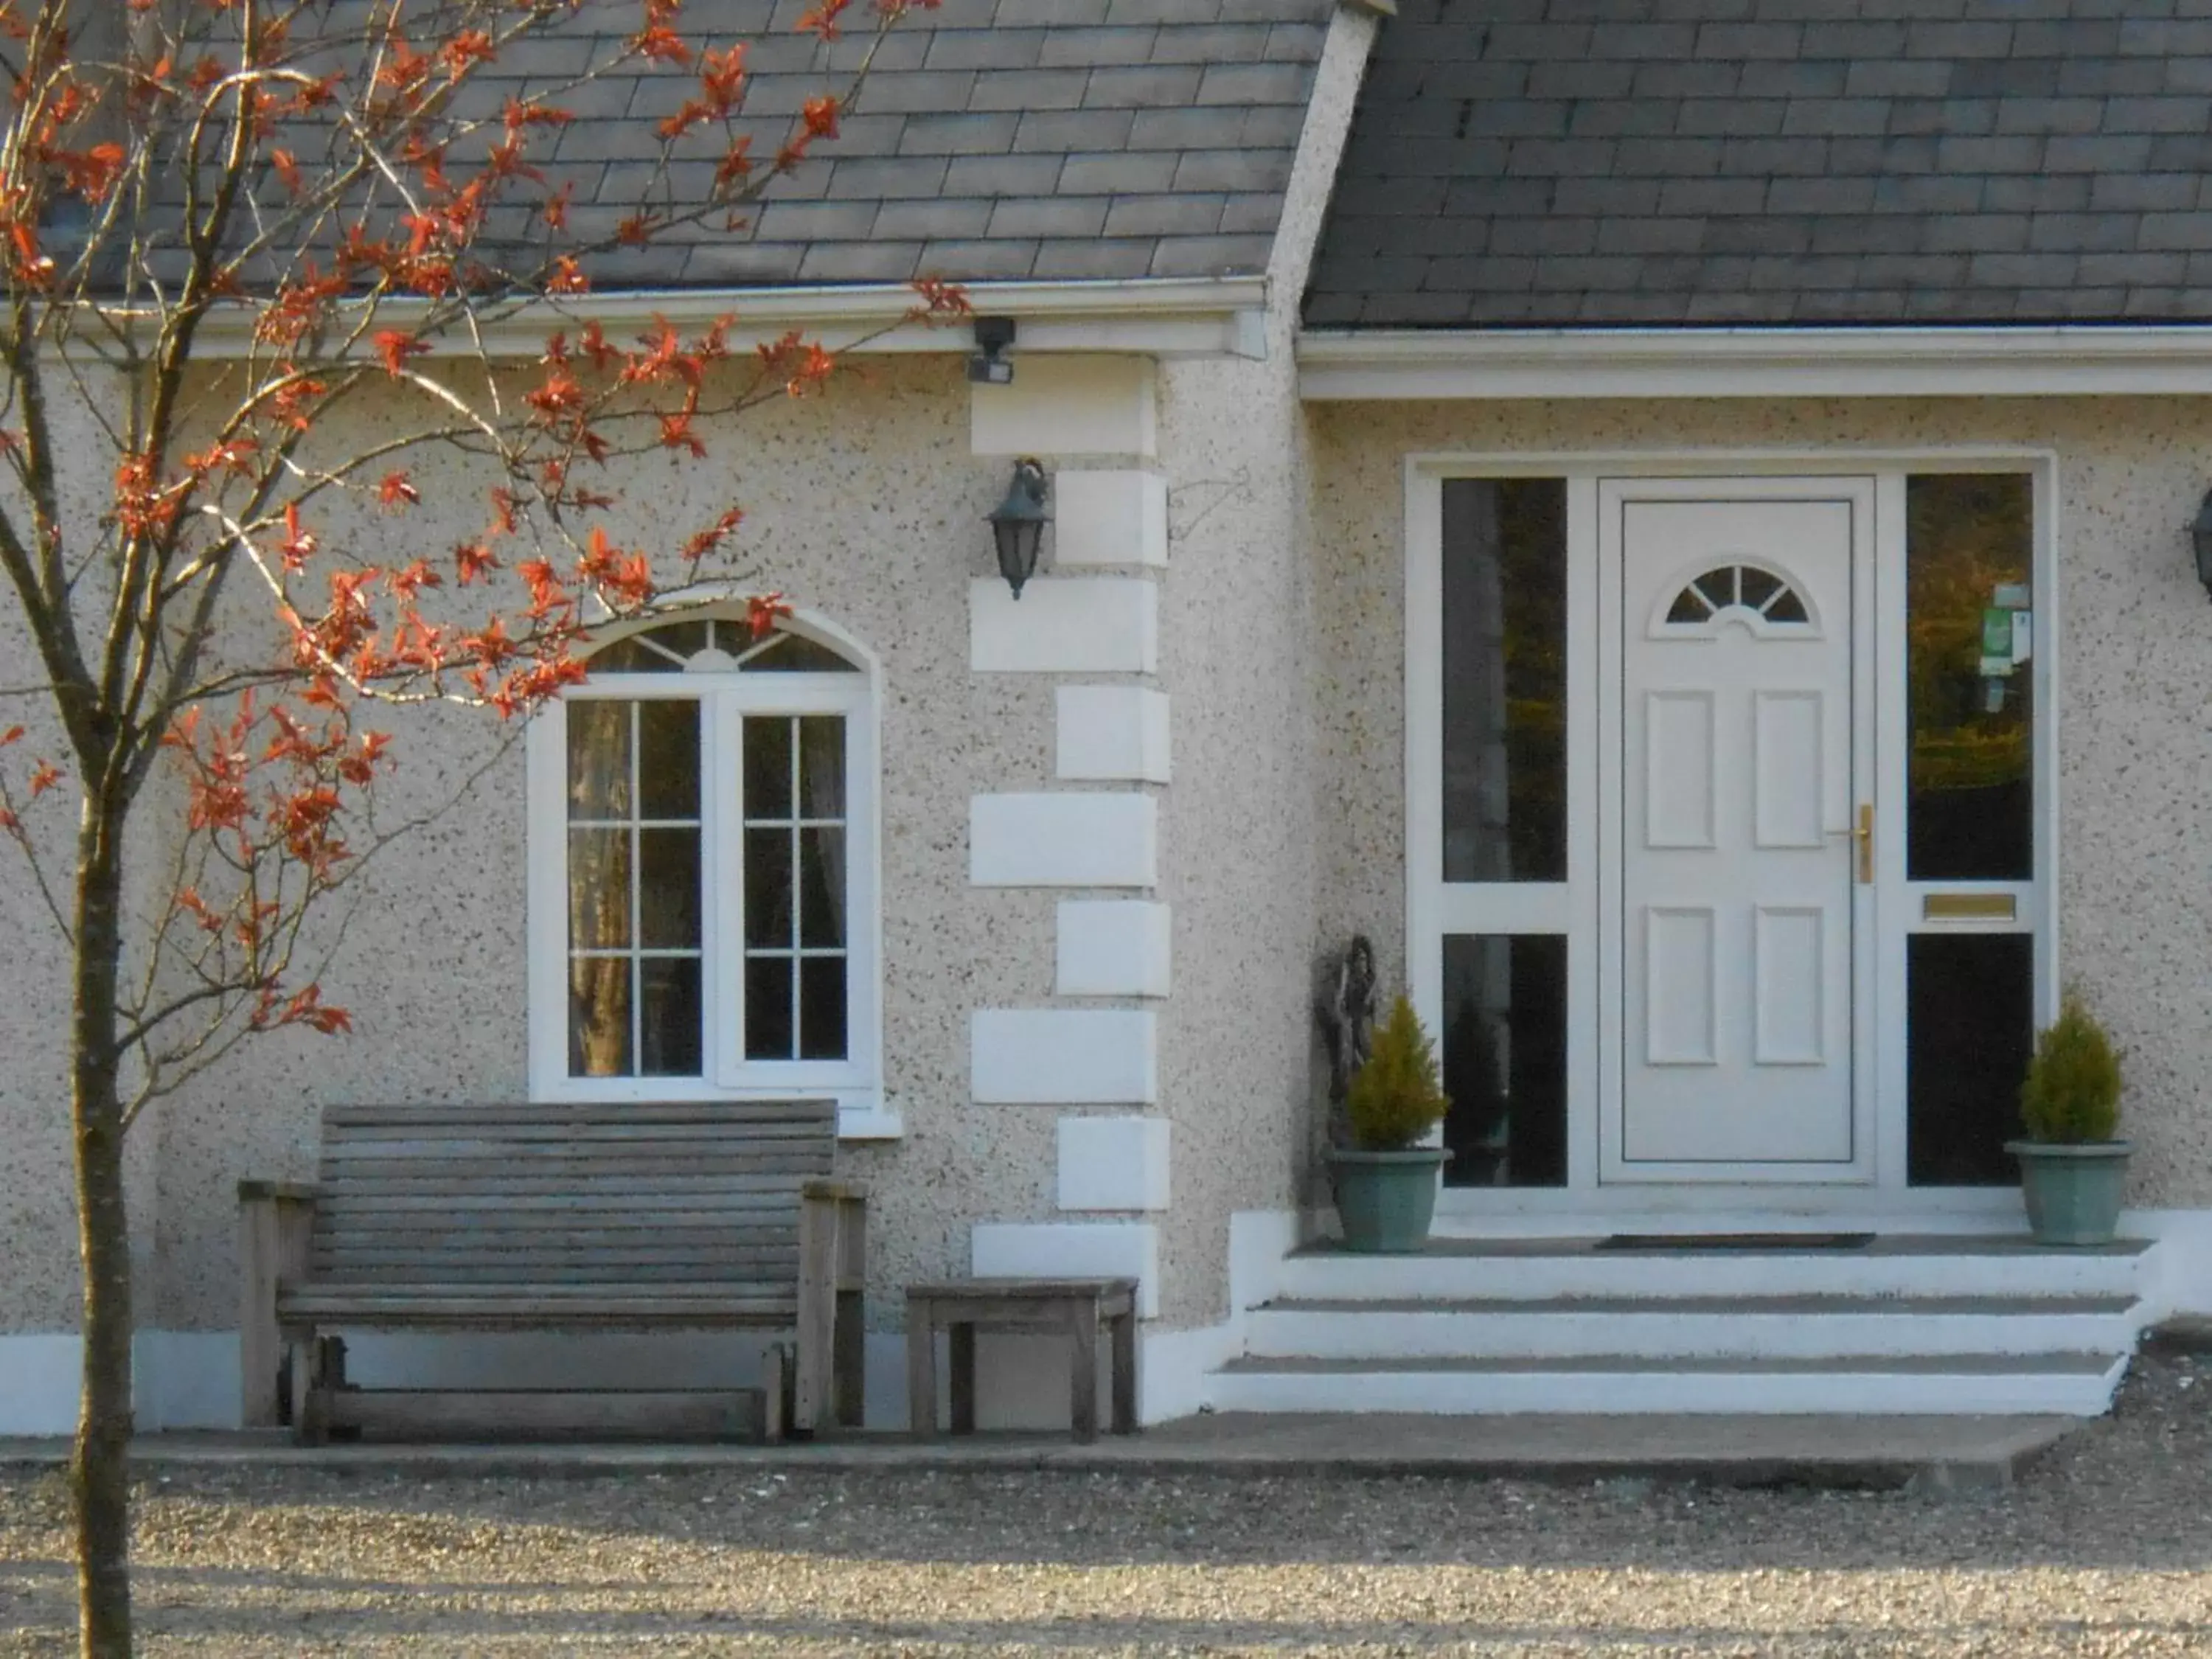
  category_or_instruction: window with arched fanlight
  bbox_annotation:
[1654,560,1819,637]
[525,609,880,1116]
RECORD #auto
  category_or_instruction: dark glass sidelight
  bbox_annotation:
[741,714,851,1063]
[1439,933,1568,1187]
[1907,933,2034,1186]
[1907,475,2034,881]
[1441,479,1568,883]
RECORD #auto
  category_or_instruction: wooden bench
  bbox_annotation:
[239,1100,865,1444]
[904,1278,1139,1441]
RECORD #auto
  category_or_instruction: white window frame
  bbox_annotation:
[524,608,891,1137]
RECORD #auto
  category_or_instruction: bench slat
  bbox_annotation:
[322,1123,834,1146]
[312,1256,796,1274]
[320,1189,804,1213]
[317,1241,798,1260]
[280,1294,799,1322]
[316,1252,796,1266]
[323,1100,833,1124]
[316,1168,827,1194]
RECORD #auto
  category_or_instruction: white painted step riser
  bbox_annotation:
[1427,1215,2029,1241]
[1274,1257,2143,1304]
[1207,1368,2125,1418]
[1244,1310,2139,1362]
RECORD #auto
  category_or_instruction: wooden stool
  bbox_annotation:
[905,1278,1138,1441]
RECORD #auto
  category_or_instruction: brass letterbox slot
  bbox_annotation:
[1921,893,2017,923]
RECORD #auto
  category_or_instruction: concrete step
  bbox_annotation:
[1275,1236,2152,1305]
[1208,1351,2130,1417]
[1245,1293,2143,1360]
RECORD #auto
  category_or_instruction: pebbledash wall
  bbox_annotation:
[0,6,1383,1438]
[1305,392,2212,1315]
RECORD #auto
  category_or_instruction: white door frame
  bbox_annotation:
[1405,449,2059,1214]
[1596,476,1877,1185]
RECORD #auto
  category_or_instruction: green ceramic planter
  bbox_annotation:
[1326,1147,1450,1253]
[2006,1139,2132,1247]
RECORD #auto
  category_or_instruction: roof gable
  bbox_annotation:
[1305,2,2212,328]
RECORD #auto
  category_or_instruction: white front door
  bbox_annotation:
[1603,482,1874,1180]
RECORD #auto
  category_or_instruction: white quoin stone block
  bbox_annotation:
[970,578,1158,674]
[1056,900,1172,998]
[1057,1116,1172,1213]
[972,1009,1159,1105]
[970,793,1157,888]
[971,356,1158,459]
[1057,686,1171,782]
[1053,470,1169,569]
[972,1221,1161,1318]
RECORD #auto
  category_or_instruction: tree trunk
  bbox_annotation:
[70,797,133,1658]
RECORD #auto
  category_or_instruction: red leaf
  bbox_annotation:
[374,330,430,378]
[27,760,63,797]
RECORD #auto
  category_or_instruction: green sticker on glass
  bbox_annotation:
[1982,607,2014,655]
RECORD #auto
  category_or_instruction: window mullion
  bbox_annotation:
[714,692,745,1088]
[629,702,643,1076]
[787,716,801,1060]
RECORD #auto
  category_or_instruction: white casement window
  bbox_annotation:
[526,612,883,1127]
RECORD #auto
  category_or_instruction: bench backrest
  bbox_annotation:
[310,1100,836,1289]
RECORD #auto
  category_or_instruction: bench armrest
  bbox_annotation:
[239,1180,317,1428]
[795,1181,867,1433]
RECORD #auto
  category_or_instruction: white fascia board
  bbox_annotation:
[1297,325,2212,400]
[167,277,1271,362]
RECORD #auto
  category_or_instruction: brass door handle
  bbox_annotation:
[1826,804,1874,884]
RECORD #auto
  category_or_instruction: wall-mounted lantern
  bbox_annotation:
[987,457,1050,599]
[2191,489,2212,601]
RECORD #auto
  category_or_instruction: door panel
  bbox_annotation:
[1617,496,1858,1171]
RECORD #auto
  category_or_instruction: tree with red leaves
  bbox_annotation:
[0,1,959,1652]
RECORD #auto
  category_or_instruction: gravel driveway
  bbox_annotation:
[3,1350,2208,1656]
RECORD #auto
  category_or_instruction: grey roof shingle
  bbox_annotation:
[1304,1,2212,328]
[497,0,1332,288]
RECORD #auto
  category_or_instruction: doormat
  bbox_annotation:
[1595,1232,1877,1251]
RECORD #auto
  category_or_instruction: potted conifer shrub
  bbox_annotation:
[2007,993,2129,1247]
[1326,995,1451,1253]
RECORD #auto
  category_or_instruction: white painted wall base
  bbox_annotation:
[140,1332,242,1432]
[0,1326,1226,1437]
[0,1335,77,1435]
[2128,1208,2212,1323]
[0,1332,248,1435]
[3,1205,2196,1439]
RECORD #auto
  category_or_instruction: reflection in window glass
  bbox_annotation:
[1907,475,2034,881]
[1442,479,1568,883]
[1440,934,1568,1187]
[1908,934,2033,1185]
[566,699,704,1078]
